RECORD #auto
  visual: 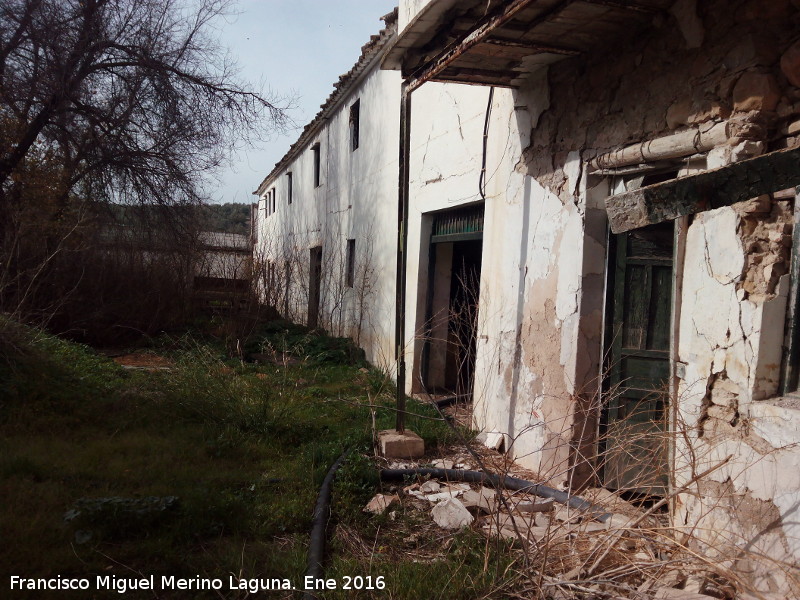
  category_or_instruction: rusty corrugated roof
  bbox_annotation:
[254,8,398,196]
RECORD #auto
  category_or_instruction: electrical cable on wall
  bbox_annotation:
[479,87,495,201]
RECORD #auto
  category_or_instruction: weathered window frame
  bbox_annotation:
[286,172,292,205]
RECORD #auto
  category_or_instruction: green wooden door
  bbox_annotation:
[604,221,673,494]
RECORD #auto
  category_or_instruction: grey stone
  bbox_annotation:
[419,480,440,494]
[515,497,555,514]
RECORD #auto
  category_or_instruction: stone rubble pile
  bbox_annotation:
[363,469,753,599]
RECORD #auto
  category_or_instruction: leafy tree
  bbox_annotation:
[203,202,251,235]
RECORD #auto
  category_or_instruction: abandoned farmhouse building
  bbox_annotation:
[253,0,800,591]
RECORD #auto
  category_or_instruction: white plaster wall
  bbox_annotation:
[404,74,596,482]
[674,204,800,591]
[398,0,436,33]
[197,250,250,280]
[254,61,401,369]
[404,82,489,388]
[677,206,789,440]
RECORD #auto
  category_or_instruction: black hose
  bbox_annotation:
[303,448,353,600]
[380,467,612,522]
[433,395,463,408]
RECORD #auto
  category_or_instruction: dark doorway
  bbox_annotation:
[446,240,482,398]
[308,246,322,329]
[422,209,484,401]
[602,220,674,495]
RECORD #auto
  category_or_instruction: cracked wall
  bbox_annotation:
[675,198,800,594]
[403,73,597,483]
[399,3,800,580]
[482,0,800,587]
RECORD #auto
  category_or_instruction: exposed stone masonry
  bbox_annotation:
[735,195,793,300]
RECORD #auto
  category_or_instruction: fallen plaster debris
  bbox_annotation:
[553,504,587,523]
[475,431,504,451]
[431,497,473,529]
[461,487,497,513]
[363,493,399,515]
[419,480,440,494]
[514,497,555,514]
[375,461,771,597]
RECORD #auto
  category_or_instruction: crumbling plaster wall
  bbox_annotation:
[506,0,800,586]
[675,202,800,594]
[404,72,596,483]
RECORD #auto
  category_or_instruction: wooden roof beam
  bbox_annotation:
[581,0,663,14]
[606,146,800,233]
[483,37,580,56]
[404,0,542,91]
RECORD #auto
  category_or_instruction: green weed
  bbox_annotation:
[0,319,472,599]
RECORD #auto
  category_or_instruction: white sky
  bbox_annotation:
[211,0,399,204]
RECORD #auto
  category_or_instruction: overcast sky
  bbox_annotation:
[211,0,398,204]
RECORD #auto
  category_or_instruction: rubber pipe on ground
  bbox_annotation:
[380,467,612,522]
[303,448,352,600]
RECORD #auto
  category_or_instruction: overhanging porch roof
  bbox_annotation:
[383,0,676,88]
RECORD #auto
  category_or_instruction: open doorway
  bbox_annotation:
[421,205,484,401]
[308,246,322,329]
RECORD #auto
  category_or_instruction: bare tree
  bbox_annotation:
[0,0,291,330]
[0,0,290,207]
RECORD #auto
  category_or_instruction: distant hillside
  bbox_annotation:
[203,203,251,236]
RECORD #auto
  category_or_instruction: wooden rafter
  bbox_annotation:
[605,146,800,233]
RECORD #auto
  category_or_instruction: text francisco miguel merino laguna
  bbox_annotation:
[10,574,387,593]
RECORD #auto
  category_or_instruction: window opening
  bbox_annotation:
[312,143,321,187]
[349,100,360,151]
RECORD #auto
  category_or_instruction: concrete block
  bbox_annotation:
[378,429,424,459]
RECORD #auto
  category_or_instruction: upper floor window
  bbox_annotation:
[264,188,276,216]
[349,100,360,152]
[287,172,293,205]
[312,143,321,187]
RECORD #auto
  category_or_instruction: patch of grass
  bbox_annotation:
[324,530,519,600]
[0,319,474,599]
